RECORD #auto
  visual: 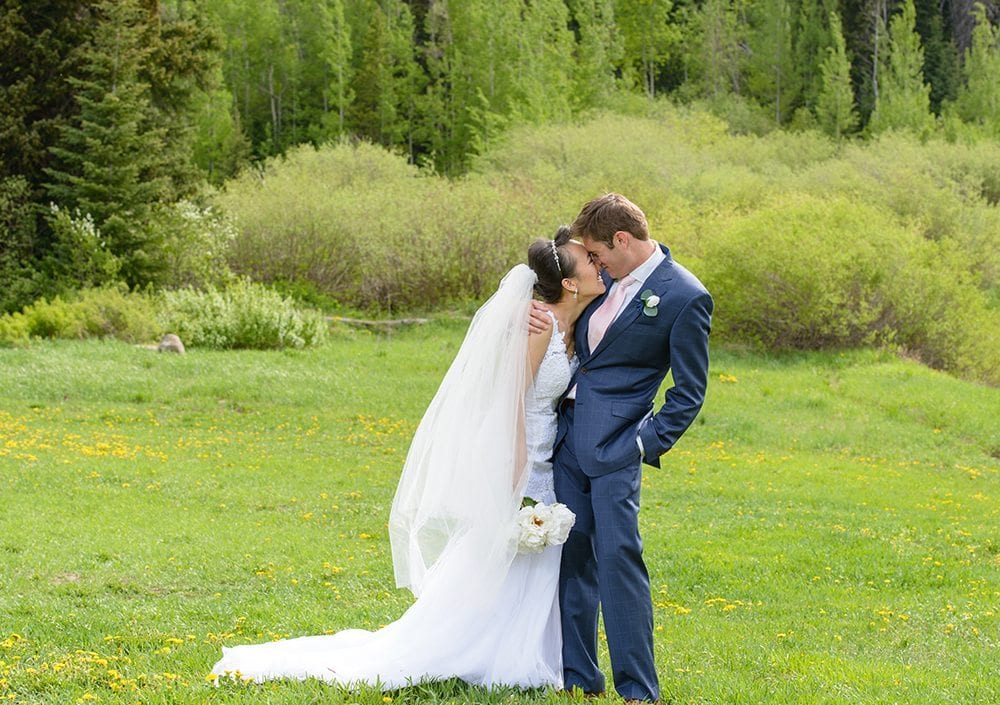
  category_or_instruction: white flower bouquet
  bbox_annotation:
[516,500,576,554]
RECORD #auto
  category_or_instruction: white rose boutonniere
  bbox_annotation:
[516,499,576,554]
[640,290,660,317]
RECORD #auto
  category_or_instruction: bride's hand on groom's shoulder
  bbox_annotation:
[528,301,553,335]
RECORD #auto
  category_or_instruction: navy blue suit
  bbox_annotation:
[554,244,712,701]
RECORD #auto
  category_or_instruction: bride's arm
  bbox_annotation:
[527,322,554,382]
[515,321,552,493]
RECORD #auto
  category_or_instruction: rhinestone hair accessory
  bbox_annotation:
[550,241,562,275]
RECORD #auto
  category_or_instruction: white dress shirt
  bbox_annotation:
[567,242,664,405]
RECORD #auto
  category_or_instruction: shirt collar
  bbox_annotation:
[624,241,664,288]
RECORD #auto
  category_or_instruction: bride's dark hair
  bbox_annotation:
[528,225,575,303]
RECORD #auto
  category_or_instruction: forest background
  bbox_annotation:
[0,4,998,702]
[1,0,999,383]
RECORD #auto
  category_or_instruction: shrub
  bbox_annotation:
[149,200,237,289]
[42,205,121,291]
[211,110,998,382]
[699,194,998,384]
[218,141,544,312]
[159,279,327,350]
[700,195,908,350]
[0,286,161,346]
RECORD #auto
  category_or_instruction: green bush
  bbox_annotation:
[42,205,122,291]
[699,194,998,384]
[149,200,237,289]
[219,141,544,312]
[159,279,327,349]
[212,109,998,382]
[0,286,161,346]
[700,196,905,349]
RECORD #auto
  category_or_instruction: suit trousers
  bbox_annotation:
[554,404,659,702]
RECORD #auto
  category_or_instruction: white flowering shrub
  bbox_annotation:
[159,279,327,350]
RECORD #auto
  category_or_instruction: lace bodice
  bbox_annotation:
[524,312,577,504]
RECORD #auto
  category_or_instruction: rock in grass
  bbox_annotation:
[158,333,186,354]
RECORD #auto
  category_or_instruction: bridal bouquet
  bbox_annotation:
[516,500,575,554]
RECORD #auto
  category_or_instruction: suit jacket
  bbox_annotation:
[557,244,713,476]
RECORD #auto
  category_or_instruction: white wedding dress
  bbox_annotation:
[211,267,575,691]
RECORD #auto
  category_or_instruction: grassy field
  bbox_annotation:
[0,321,997,704]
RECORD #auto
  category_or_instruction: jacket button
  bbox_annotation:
[580,367,588,374]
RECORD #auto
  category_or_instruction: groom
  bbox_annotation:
[532,193,712,703]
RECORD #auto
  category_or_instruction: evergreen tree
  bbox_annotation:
[569,0,623,108]
[191,80,252,184]
[816,11,860,137]
[43,0,171,287]
[616,0,678,98]
[868,0,935,135]
[950,2,1000,137]
[320,0,354,138]
[349,0,422,155]
[0,0,94,194]
[913,0,961,113]
[142,0,224,200]
[0,176,39,312]
[794,0,836,109]
[692,0,743,98]
[512,0,575,118]
[417,0,460,171]
[847,0,889,124]
[747,0,798,123]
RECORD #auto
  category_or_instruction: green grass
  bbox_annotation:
[1,322,997,704]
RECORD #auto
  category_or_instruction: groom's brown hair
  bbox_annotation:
[570,193,649,247]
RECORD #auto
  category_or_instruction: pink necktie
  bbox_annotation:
[588,275,635,351]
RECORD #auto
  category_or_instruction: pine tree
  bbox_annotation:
[950,2,1000,137]
[747,0,798,123]
[320,0,354,137]
[349,0,422,154]
[816,11,860,138]
[693,0,743,98]
[43,0,172,287]
[0,0,94,193]
[417,0,459,171]
[142,1,224,200]
[615,0,678,98]
[913,0,961,113]
[868,0,935,135]
[511,0,575,119]
[570,0,623,108]
[794,0,836,109]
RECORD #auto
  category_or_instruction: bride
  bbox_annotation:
[211,227,605,689]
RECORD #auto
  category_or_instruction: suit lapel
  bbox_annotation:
[589,249,674,359]
[578,270,613,358]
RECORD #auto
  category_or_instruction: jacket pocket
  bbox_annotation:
[610,401,651,422]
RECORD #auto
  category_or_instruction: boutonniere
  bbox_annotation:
[640,290,660,317]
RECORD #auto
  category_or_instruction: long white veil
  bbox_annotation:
[210,265,556,688]
[389,264,536,602]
